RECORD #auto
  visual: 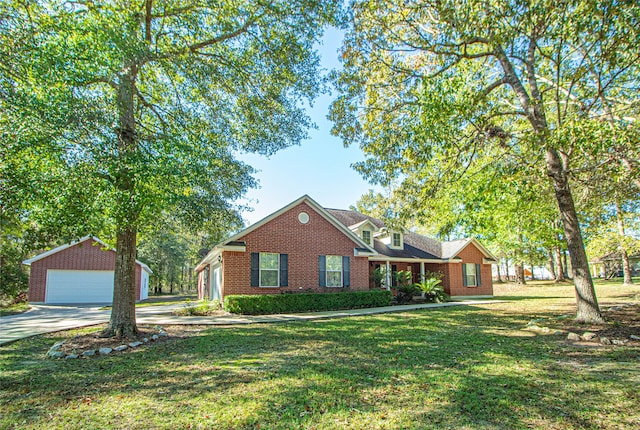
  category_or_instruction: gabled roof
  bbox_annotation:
[441,238,498,262]
[22,236,152,273]
[328,209,498,263]
[196,195,378,271]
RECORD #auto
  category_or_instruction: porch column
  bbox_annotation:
[420,262,425,283]
[385,261,391,291]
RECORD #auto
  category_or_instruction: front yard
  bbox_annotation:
[0,280,638,429]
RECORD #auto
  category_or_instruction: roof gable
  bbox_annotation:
[22,236,152,273]
[196,196,377,270]
[442,238,498,262]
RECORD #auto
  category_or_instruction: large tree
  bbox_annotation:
[2,0,339,335]
[331,0,640,322]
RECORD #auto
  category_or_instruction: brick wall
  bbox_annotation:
[441,243,493,297]
[27,238,143,302]
[221,202,369,298]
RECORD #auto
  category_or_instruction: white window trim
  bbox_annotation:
[362,230,371,245]
[326,255,343,288]
[464,263,478,287]
[259,252,280,288]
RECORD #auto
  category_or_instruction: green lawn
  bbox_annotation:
[0,302,30,317]
[1,281,638,429]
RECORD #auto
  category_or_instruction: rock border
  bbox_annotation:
[46,326,168,359]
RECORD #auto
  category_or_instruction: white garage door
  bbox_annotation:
[46,270,114,304]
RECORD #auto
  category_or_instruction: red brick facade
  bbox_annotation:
[429,243,493,297]
[368,242,493,297]
[27,238,144,302]
[197,198,494,301]
[199,201,370,299]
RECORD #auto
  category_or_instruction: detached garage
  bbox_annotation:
[23,236,151,304]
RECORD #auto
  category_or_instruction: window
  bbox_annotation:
[260,253,279,287]
[392,233,401,248]
[362,230,371,245]
[326,255,343,287]
[463,263,480,287]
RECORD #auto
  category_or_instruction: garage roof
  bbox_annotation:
[22,236,152,273]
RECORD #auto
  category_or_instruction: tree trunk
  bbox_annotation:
[102,64,140,337]
[514,263,525,285]
[530,263,536,281]
[563,251,570,279]
[547,249,556,280]
[615,199,634,285]
[103,227,138,337]
[554,245,565,282]
[546,148,603,323]
[496,261,502,282]
[504,259,510,281]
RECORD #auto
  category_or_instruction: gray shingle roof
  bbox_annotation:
[326,209,470,261]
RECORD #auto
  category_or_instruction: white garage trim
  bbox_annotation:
[45,269,115,304]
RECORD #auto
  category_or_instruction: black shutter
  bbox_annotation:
[462,264,468,287]
[342,256,350,287]
[280,254,288,287]
[392,265,397,287]
[319,255,326,287]
[250,253,259,287]
[476,264,482,286]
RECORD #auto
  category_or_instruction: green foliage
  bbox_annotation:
[369,267,385,289]
[414,272,448,303]
[392,270,419,304]
[1,1,341,328]
[173,298,222,316]
[223,290,392,315]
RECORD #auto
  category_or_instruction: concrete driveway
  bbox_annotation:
[0,303,186,345]
[0,300,502,346]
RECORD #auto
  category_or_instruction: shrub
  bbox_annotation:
[223,290,392,315]
[173,298,222,316]
[414,272,448,303]
[392,270,420,304]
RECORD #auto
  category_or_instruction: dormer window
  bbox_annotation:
[362,230,371,245]
[392,232,401,248]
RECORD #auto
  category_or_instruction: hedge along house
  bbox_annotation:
[196,195,497,302]
[23,236,151,304]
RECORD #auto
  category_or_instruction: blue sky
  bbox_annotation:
[237,27,375,225]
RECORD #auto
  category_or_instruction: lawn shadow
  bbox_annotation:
[1,305,638,428]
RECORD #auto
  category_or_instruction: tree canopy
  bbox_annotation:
[1,0,340,334]
[330,0,640,322]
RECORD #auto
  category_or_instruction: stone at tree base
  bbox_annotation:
[49,351,65,359]
[65,354,79,359]
[129,341,143,348]
[630,335,640,341]
[600,337,611,345]
[151,335,159,341]
[158,331,168,337]
[611,339,626,345]
[47,341,66,357]
[82,350,96,357]
[99,347,113,355]
[567,332,581,341]
[582,332,597,341]
[115,345,128,352]
[143,338,149,343]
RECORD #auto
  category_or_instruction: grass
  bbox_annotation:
[1,281,639,429]
[0,302,30,317]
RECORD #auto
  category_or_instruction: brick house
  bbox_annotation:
[196,195,496,301]
[23,236,151,304]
